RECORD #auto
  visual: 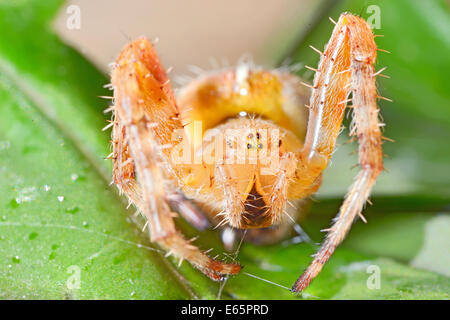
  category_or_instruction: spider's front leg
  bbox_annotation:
[291,13,384,292]
[110,38,240,281]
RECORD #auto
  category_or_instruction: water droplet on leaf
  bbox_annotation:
[65,206,79,214]
[28,232,38,240]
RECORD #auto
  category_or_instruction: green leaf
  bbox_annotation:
[0,0,195,299]
[1,0,448,299]
[220,201,450,299]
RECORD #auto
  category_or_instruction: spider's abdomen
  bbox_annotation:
[177,66,310,147]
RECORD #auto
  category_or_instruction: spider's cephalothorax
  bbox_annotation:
[109,13,386,292]
[174,68,311,231]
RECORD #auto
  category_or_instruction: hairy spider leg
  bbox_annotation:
[291,13,384,292]
[111,38,241,281]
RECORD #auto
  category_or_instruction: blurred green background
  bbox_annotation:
[0,0,448,299]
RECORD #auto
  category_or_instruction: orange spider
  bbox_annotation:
[107,12,386,292]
